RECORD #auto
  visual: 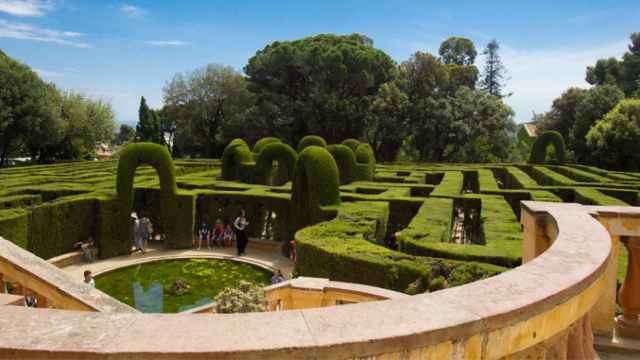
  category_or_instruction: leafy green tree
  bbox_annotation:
[163,64,254,157]
[571,84,624,162]
[244,33,396,144]
[537,87,588,143]
[116,124,136,145]
[52,92,115,159]
[587,33,640,96]
[439,37,477,66]
[399,52,450,99]
[587,99,640,170]
[365,82,409,161]
[0,50,61,164]
[136,96,162,144]
[479,39,510,98]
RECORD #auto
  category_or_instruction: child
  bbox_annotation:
[198,222,210,250]
[84,270,95,288]
[223,221,235,247]
[213,219,225,247]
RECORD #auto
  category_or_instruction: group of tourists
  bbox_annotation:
[198,209,250,256]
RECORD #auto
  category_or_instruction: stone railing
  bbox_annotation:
[0,202,619,358]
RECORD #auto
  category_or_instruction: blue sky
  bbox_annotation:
[1,0,638,125]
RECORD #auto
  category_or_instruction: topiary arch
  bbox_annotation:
[297,135,327,152]
[254,142,298,185]
[113,143,190,256]
[529,131,566,164]
[222,139,255,181]
[355,143,376,181]
[341,138,360,152]
[326,144,357,184]
[252,137,281,154]
[291,146,341,229]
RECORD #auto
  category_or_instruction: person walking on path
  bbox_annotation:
[132,212,145,254]
[233,209,249,256]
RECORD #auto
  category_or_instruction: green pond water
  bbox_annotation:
[95,258,272,313]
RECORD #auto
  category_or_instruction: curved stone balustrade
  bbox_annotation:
[0,202,613,358]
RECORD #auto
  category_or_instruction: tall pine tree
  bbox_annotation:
[479,39,510,98]
[136,96,162,143]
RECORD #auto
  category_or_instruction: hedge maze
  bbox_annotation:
[1,135,639,294]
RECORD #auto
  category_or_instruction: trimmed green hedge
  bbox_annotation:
[297,135,327,152]
[431,171,464,197]
[252,137,281,154]
[529,131,566,164]
[326,144,357,184]
[221,139,255,181]
[354,143,376,181]
[291,146,341,229]
[341,138,360,152]
[399,197,454,253]
[0,208,29,249]
[295,201,505,292]
[254,142,298,185]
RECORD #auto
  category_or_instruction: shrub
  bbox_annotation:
[341,138,360,152]
[221,139,255,181]
[252,137,281,154]
[326,144,357,184]
[354,143,376,181]
[529,131,566,164]
[297,135,327,152]
[254,142,298,185]
[428,276,447,292]
[0,208,29,249]
[214,280,267,313]
[291,146,341,229]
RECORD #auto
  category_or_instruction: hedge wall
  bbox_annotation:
[529,130,566,164]
[291,146,341,229]
[0,208,29,249]
[341,138,360,152]
[326,144,357,185]
[355,143,376,181]
[221,139,255,181]
[297,135,327,152]
[295,201,505,292]
[254,142,298,186]
[252,137,281,154]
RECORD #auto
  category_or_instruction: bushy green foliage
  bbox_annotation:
[221,139,255,181]
[254,142,298,185]
[297,135,327,152]
[529,131,566,164]
[291,146,341,229]
[355,143,376,181]
[326,144,357,184]
[252,137,281,154]
[341,138,360,152]
[0,209,29,249]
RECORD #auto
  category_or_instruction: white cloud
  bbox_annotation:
[0,0,54,17]
[0,19,90,47]
[146,40,191,47]
[487,40,628,122]
[119,3,145,17]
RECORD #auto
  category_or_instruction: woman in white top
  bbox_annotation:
[233,209,249,256]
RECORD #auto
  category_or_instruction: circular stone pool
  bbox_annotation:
[95,258,272,313]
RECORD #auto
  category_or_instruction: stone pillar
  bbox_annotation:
[590,228,620,336]
[35,293,48,308]
[567,314,596,360]
[616,236,640,340]
[521,209,554,263]
[0,273,4,294]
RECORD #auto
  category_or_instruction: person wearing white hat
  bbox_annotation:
[131,212,144,253]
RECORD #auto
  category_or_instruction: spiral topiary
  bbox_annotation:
[254,142,298,185]
[326,144,357,184]
[291,146,341,229]
[252,137,281,154]
[528,131,566,164]
[355,143,376,181]
[222,139,255,181]
[341,138,360,152]
[297,135,327,152]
